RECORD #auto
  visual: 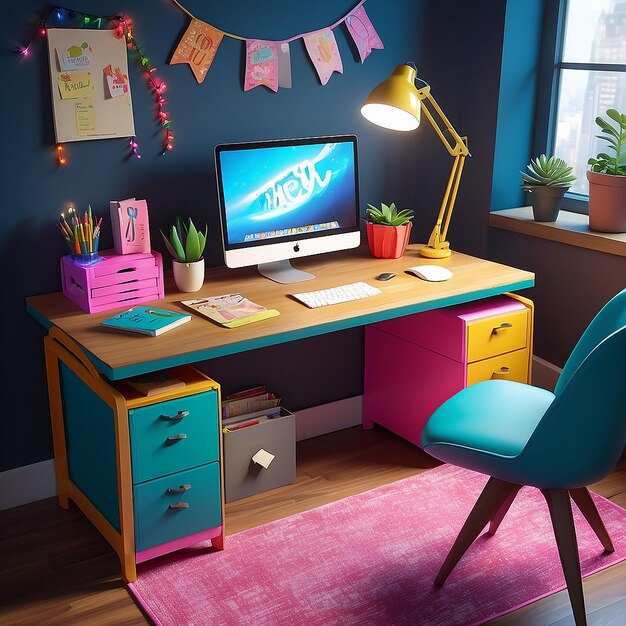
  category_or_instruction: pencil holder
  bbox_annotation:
[71,252,100,266]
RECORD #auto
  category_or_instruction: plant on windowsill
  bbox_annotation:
[587,108,626,233]
[161,217,208,292]
[520,154,576,222]
[365,202,414,259]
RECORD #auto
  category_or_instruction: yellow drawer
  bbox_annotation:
[467,309,528,363]
[467,347,530,386]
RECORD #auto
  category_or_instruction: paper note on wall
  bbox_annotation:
[103,64,129,98]
[75,101,96,136]
[58,42,91,70]
[58,71,93,99]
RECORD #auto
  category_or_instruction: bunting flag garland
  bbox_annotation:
[244,40,279,92]
[170,18,223,84]
[169,0,383,92]
[303,29,343,86]
[345,5,384,62]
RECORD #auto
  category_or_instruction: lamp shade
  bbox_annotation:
[361,64,421,132]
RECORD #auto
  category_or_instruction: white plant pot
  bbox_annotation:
[173,259,205,293]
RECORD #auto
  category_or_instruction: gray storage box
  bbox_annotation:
[223,408,295,502]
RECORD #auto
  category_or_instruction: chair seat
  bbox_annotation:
[421,380,555,482]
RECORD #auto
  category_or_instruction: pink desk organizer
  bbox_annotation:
[61,250,164,314]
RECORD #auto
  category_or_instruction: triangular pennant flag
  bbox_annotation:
[244,40,279,92]
[303,28,343,86]
[345,6,384,62]
[170,18,224,84]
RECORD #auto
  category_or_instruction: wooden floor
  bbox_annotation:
[2,426,626,626]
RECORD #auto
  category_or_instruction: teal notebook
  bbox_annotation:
[100,306,191,336]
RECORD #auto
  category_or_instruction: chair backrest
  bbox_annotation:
[555,287,626,395]
[519,323,626,488]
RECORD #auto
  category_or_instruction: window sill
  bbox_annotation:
[489,207,626,258]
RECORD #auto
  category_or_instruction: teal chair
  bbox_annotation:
[421,288,626,626]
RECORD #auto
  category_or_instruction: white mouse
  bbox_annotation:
[405,265,453,282]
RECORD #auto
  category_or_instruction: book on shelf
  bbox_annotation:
[127,371,186,396]
[180,293,279,328]
[100,306,191,336]
[221,391,281,419]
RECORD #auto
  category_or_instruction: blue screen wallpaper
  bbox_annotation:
[218,141,357,245]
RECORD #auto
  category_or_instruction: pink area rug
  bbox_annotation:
[128,465,626,625]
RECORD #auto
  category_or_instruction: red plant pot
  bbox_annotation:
[587,170,626,233]
[366,221,412,259]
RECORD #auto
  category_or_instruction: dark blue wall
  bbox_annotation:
[2,0,434,471]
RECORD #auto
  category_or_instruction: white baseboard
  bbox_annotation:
[0,459,57,511]
[295,396,363,441]
[0,396,364,511]
[0,359,560,513]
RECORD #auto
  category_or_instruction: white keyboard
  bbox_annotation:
[292,282,382,308]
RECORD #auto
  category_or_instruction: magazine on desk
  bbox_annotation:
[180,293,279,328]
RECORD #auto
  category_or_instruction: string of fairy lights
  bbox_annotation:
[21,6,174,165]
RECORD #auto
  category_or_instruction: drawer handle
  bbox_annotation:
[491,322,513,334]
[166,433,188,442]
[167,483,191,494]
[169,502,190,510]
[160,410,189,421]
[492,367,511,376]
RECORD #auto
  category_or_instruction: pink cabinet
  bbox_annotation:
[363,294,533,447]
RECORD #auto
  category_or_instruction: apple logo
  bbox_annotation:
[293,244,300,252]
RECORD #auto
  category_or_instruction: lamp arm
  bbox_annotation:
[416,87,470,258]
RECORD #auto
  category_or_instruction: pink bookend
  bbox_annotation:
[61,249,164,314]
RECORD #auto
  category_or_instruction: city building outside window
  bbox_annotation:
[551,0,626,202]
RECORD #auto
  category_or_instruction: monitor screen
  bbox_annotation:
[215,135,360,283]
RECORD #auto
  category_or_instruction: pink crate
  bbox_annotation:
[61,250,165,314]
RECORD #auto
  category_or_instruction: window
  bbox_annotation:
[546,0,626,204]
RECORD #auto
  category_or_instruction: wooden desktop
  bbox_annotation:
[26,244,534,581]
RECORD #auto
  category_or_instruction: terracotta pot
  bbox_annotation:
[587,170,626,233]
[173,259,205,292]
[366,221,412,259]
[528,185,567,222]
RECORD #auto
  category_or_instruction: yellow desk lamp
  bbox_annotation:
[361,63,470,259]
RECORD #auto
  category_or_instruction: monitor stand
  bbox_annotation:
[258,260,315,284]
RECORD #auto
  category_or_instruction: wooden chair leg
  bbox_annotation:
[435,477,520,586]
[542,489,587,626]
[489,485,522,535]
[569,487,614,552]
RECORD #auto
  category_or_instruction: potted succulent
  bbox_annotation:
[365,202,414,258]
[161,217,208,292]
[587,108,626,233]
[520,154,576,222]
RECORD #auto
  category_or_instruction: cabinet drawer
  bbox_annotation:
[466,347,530,386]
[467,309,528,363]
[130,389,219,484]
[133,462,221,552]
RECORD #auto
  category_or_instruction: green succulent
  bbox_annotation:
[520,154,576,188]
[161,217,207,263]
[366,202,414,226]
[588,108,626,176]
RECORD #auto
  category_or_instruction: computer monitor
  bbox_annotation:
[215,135,360,284]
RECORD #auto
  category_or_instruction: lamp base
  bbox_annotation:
[419,245,451,259]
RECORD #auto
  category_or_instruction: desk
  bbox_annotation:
[27,245,534,380]
[26,244,534,581]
